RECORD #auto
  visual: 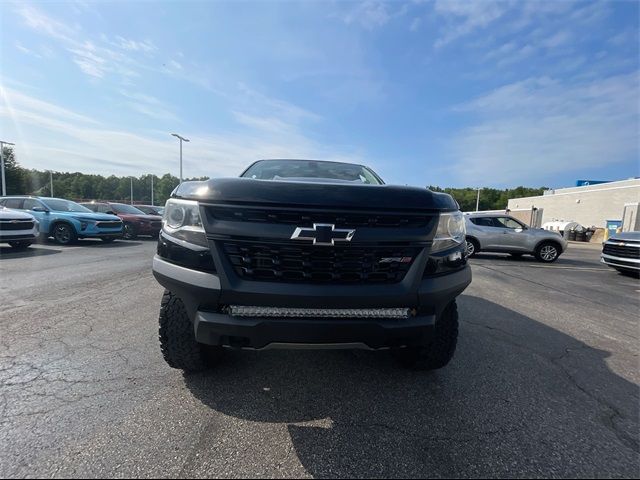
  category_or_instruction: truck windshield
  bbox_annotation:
[241,160,384,185]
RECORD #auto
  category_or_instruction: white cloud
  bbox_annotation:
[0,85,363,178]
[340,1,392,30]
[450,73,640,185]
[118,90,178,121]
[433,0,510,48]
[115,36,156,53]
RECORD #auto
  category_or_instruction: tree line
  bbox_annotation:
[0,146,208,206]
[1,146,546,209]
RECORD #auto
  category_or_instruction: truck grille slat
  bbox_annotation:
[603,243,640,259]
[222,241,420,284]
[209,207,432,229]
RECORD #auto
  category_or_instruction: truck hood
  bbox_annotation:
[174,178,458,212]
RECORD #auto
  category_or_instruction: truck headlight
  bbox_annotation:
[162,199,208,247]
[431,211,466,253]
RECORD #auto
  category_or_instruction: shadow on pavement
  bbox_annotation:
[74,239,144,248]
[0,245,62,258]
[471,252,602,269]
[182,295,639,478]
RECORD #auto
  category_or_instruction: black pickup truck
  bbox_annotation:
[152,159,471,371]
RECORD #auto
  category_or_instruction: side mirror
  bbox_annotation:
[32,206,49,213]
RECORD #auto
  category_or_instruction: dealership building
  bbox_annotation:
[507,178,640,231]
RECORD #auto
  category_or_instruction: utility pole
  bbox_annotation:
[0,140,16,197]
[151,175,154,206]
[475,187,482,212]
[171,133,190,184]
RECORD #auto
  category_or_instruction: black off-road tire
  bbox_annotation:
[158,290,221,372]
[8,240,32,250]
[395,301,459,370]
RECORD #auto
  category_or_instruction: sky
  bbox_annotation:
[0,0,638,188]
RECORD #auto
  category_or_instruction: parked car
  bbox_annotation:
[135,205,164,216]
[601,232,640,276]
[152,159,471,372]
[80,202,162,239]
[0,206,39,249]
[0,196,123,245]
[464,212,568,263]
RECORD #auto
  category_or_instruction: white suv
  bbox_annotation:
[0,206,39,250]
[464,213,568,263]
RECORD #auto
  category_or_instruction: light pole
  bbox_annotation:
[475,187,482,212]
[171,133,190,184]
[130,177,134,205]
[49,170,54,197]
[150,175,154,206]
[0,140,16,197]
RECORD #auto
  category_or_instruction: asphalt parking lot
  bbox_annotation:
[0,239,638,478]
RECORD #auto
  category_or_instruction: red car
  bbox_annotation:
[81,202,162,239]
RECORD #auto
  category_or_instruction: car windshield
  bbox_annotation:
[111,203,146,215]
[241,160,383,185]
[41,199,93,213]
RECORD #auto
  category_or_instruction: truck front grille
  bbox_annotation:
[209,206,432,229]
[0,220,34,231]
[603,242,640,259]
[222,241,420,284]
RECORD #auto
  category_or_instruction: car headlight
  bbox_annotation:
[162,199,208,247]
[431,211,466,253]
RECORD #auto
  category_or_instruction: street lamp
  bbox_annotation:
[0,140,16,197]
[130,177,134,205]
[150,175,154,206]
[49,170,54,197]
[171,133,190,184]
[475,187,482,212]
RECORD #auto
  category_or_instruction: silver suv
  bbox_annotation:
[464,213,568,263]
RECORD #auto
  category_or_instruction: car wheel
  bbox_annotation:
[535,242,560,263]
[8,241,32,250]
[101,237,116,243]
[394,301,459,371]
[52,223,77,245]
[465,238,479,257]
[123,223,137,240]
[158,290,222,372]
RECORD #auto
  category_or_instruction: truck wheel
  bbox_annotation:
[535,242,560,263]
[8,241,32,250]
[395,301,459,370]
[52,223,77,245]
[158,290,221,372]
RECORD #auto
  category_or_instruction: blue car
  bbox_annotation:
[0,196,123,245]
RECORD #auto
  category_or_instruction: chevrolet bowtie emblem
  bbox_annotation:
[291,223,355,246]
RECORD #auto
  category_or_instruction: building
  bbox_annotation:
[507,178,640,229]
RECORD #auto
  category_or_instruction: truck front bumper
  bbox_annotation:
[152,255,471,350]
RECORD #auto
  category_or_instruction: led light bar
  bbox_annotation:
[227,306,412,319]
